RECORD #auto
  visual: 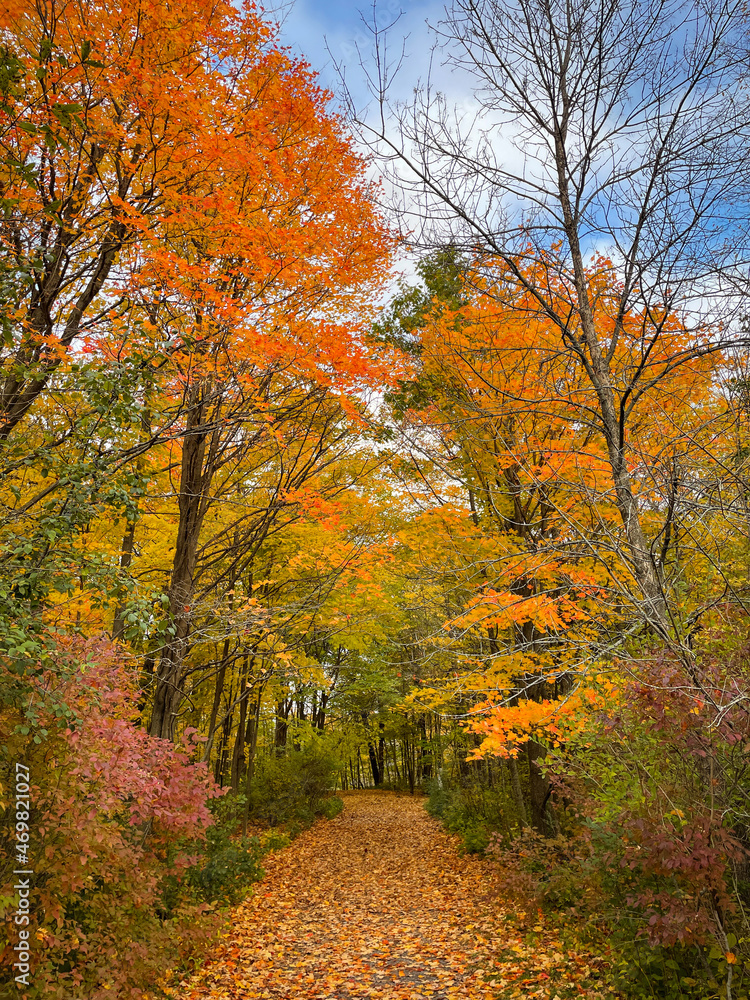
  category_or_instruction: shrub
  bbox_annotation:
[487,827,603,922]
[317,795,344,820]
[247,724,342,831]
[176,793,275,910]
[0,638,223,999]
[425,779,491,853]
[483,647,750,999]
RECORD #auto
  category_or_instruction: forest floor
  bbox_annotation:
[174,791,615,1000]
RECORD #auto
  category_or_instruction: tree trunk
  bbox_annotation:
[215,675,235,787]
[111,518,137,642]
[418,714,432,779]
[404,735,415,794]
[275,699,290,753]
[230,656,250,793]
[149,388,212,740]
[203,650,230,764]
[391,740,401,782]
[508,755,529,829]
[361,711,381,786]
[242,686,262,835]
[367,740,381,786]
[316,691,328,731]
[552,133,667,633]
[526,739,556,834]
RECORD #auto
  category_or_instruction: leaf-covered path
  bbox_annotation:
[179,792,612,1000]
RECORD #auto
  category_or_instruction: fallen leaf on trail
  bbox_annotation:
[154,792,615,1000]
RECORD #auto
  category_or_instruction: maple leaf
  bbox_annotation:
[178,792,610,1000]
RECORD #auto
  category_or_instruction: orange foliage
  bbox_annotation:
[0,0,397,436]
[403,253,725,756]
[467,679,616,758]
[173,793,609,1000]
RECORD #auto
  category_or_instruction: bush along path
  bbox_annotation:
[169,792,614,1000]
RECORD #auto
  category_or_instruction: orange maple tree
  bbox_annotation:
[386,252,727,783]
[0,0,399,740]
[0,0,393,438]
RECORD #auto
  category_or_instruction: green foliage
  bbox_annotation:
[607,937,750,1000]
[317,794,344,820]
[488,826,603,922]
[248,725,343,830]
[182,794,270,909]
[425,779,491,854]
[178,750,343,916]
[0,353,155,724]
[374,247,470,417]
[373,247,468,350]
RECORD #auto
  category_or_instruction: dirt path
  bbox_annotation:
[179,792,612,1000]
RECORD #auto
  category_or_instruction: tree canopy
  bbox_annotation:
[3,0,750,997]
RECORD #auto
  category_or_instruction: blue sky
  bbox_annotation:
[276,0,442,108]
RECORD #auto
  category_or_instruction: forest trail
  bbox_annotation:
[179,792,612,1000]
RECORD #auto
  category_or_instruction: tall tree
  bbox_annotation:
[0,0,396,738]
[378,249,737,827]
[355,0,750,646]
